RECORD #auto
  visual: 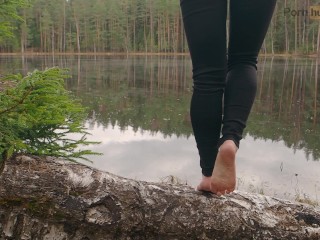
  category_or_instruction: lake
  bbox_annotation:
[0,54,319,204]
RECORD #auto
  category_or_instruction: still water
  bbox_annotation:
[1,55,319,203]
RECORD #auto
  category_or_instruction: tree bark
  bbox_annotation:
[0,155,319,240]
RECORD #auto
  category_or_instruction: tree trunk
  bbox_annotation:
[74,19,81,53]
[284,0,289,53]
[0,155,319,240]
[317,22,320,56]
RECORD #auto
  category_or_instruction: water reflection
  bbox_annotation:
[0,55,319,202]
[251,57,320,160]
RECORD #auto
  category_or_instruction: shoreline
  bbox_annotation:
[0,51,319,58]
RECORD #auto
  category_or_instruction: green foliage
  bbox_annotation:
[0,0,319,54]
[0,67,101,162]
[0,0,30,42]
[0,0,188,53]
[0,0,287,52]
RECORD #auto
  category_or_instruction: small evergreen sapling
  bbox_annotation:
[0,67,100,162]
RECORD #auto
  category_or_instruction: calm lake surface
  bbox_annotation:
[1,55,320,203]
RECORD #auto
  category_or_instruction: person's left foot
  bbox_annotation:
[196,175,211,192]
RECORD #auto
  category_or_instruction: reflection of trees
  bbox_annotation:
[68,56,320,161]
[66,56,194,138]
[0,55,319,160]
[248,57,320,161]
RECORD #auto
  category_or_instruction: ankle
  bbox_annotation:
[202,175,211,180]
[219,140,237,158]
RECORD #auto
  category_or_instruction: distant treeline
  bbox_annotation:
[1,0,320,54]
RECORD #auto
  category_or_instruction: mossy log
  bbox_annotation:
[0,155,319,240]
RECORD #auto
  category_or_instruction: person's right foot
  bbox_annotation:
[210,140,237,195]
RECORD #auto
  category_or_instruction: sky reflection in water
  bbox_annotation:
[83,121,320,203]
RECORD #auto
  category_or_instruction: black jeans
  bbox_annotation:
[180,0,277,176]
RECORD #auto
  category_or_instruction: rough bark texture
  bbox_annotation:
[0,155,319,240]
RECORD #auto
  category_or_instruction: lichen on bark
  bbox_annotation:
[0,154,319,239]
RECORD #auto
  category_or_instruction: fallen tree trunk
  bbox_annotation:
[0,155,319,240]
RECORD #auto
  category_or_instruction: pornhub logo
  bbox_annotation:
[284,5,320,20]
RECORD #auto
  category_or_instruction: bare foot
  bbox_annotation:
[196,175,211,192]
[210,140,237,196]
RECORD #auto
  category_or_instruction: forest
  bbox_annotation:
[1,0,320,55]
